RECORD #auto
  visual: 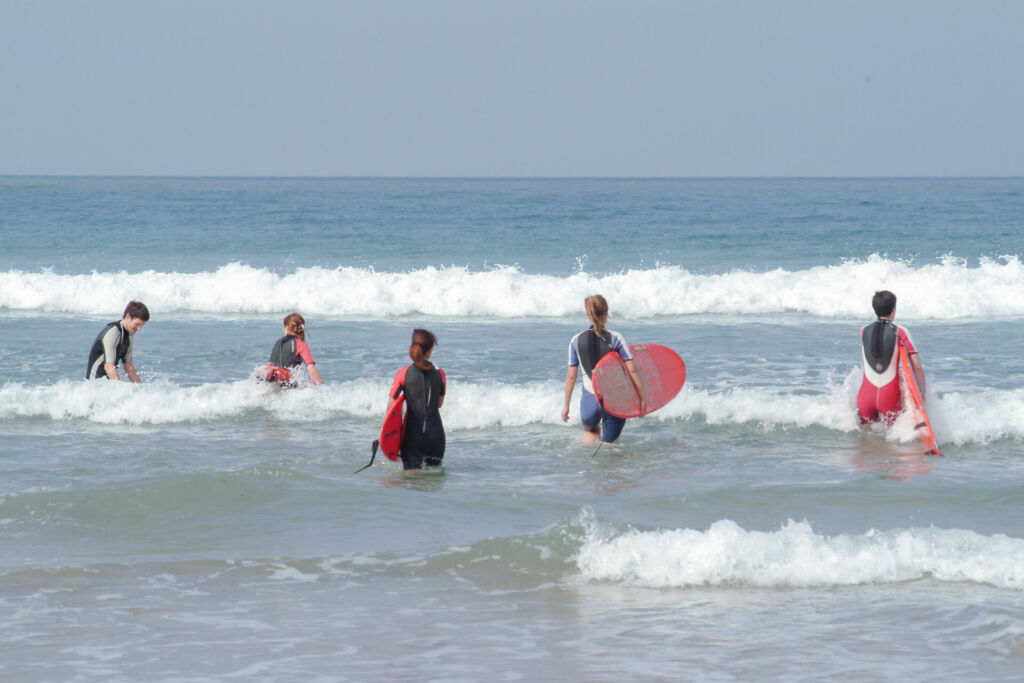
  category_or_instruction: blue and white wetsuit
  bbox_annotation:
[568,327,634,443]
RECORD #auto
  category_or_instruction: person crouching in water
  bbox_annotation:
[857,290,926,424]
[561,294,646,444]
[388,329,446,470]
[264,312,323,386]
[86,300,150,382]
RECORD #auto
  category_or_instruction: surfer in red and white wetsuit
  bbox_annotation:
[857,290,925,424]
[264,312,324,386]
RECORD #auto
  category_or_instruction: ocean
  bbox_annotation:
[2,177,1023,681]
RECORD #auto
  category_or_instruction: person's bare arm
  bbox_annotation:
[624,359,647,416]
[910,354,926,398]
[307,364,323,385]
[562,366,578,422]
[123,362,141,383]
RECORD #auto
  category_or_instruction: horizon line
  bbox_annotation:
[2,174,1023,181]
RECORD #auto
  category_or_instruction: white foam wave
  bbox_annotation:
[0,376,319,426]
[1,374,1021,445]
[926,387,1024,446]
[0,377,566,429]
[658,368,1024,447]
[3,255,1023,319]
[657,381,861,433]
[577,518,1024,590]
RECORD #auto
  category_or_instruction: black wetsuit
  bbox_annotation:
[391,364,446,470]
[269,334,303,368]
[264,334,313,385]
[86,321,132,379]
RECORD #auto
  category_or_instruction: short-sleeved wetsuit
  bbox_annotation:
[86,321,133,379]
[390,363,446,469]
[264,334,315,385]
[857,319,917,424]
[568,327,634,442]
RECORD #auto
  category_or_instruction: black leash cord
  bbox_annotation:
[354,439,379,474]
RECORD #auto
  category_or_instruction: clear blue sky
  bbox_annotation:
[2,0,1022,177]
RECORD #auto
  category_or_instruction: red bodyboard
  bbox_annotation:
[592,343,686,418]
[899,346,940,456]
[379,395,405,461]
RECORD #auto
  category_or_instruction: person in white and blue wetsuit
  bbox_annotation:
[561,295,647,444]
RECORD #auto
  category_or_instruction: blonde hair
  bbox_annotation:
[283,312,306,341]
[585,295,609,337]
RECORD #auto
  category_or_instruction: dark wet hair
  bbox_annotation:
[872,290,897,317]
[123,301,150,321]
[409,329,438,370]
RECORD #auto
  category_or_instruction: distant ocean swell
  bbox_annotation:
[2,255,1023,318]
[3,377,1022,445]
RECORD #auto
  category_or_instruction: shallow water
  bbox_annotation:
[2,178,1024,680]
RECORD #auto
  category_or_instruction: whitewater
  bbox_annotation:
[4,255,1024,318]
[4,373,1024,447]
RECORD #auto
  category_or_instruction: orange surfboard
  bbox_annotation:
[592,343,686,418]
[899,346,940,456]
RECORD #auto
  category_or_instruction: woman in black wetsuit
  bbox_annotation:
[387,329,446,470]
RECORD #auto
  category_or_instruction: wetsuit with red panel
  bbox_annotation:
[390,363,446,469]
[265,335,316,386]
[857,320,917,424]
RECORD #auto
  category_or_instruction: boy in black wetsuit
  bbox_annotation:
[86,301,150,382]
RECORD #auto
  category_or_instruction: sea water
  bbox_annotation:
[1,177,1023,681]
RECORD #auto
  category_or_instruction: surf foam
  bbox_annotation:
[0,377,565,429]
[576,517,1024,590]
[3,255,1023,319]
[1,374,1021,445]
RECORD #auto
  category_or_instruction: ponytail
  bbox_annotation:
[283,312,306,341]
[585,295,609,337]
[409,328,438,370]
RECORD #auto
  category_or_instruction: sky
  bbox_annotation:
[2,0,1023,177]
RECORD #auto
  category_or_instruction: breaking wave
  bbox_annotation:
[2,255,1023,319]
[576,515,1024,590]
[2,373,1022,446]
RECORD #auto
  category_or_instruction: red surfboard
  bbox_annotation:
[379,395,406,461]
[899,346,940,456]
[592,343,686,418]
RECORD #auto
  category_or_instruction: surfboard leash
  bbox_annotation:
[354,439,379,474]
[591,396,607,457]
